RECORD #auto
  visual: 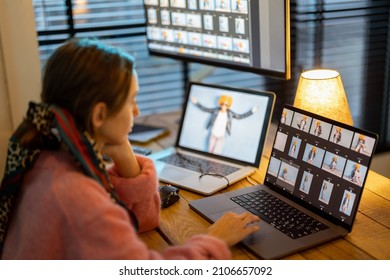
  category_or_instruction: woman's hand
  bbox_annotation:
[102,140,141,178]
[207,212,260,247]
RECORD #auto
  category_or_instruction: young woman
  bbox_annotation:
[0,38,260,259]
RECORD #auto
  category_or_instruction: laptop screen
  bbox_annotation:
[265,104,378,230]
[177,82,275,166]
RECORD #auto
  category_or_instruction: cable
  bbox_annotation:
[199,172,230,187]
[176,153,230,186]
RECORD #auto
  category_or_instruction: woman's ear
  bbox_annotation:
[91,102,108,129]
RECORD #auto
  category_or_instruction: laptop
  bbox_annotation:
[149,82,275,195]
[190,104,379,259]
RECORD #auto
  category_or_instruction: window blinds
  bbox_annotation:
[33,0,390,152]
[33,0,185,115]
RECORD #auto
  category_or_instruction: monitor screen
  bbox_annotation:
[143,0,291,80]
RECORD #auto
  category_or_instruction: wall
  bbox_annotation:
[0,0,41,175]
[0,29,12,176]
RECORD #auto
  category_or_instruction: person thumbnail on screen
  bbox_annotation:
[276,161,299,192]
[280,108,293,126]
[299,171,313,194]
[339,190,356,216]
[292,113,312,133]
[302,144,325,168]
[288,136,302,159]
[330,126,354,148]
[351,133,376,157]
[309,119,332,140]
[343,160,368,187]
[321,152,347,178]
[318,180,334,205]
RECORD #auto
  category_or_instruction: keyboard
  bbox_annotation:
[159,153,239,176]
[230,190,329,239]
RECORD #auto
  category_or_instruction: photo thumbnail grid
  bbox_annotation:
[145,0,252,64]
[267,107,377,225]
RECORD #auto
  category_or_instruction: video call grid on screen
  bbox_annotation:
[143,0,290,79]
[266,105,378,227]
[178,83,274,166]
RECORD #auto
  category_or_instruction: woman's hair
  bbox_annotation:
[218,95,233,108]
[41,38,135,134]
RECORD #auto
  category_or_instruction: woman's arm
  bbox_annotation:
[107,154,161,232]
[192,98,217,113]
[230,106,257,119]
[103,140,141,178]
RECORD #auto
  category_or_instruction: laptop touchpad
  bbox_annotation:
[162,166,193,181]
[191,194,245,218]
[209,207,247,222]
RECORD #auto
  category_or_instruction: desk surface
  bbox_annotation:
[136,111,390,260]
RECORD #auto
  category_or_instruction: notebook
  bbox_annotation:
[190,104,379,259]
[128,124,168,143]
[149,82,275,195]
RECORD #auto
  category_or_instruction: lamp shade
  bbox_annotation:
[293,69,353,125]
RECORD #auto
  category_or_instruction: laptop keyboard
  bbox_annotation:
[230,190,329,239]
[159,153,239,176]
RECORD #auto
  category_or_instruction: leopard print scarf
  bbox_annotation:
[0,102,138,255]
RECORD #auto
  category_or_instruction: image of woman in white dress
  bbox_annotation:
[313,120,322,137]
[332,127,342,144]
[354,134,368,154]
[289,140,297,157]
[297,115,307,131]
[350,163,362,185]
[307,146,316,164]
[330,156,337,172]
[192,95,257,154]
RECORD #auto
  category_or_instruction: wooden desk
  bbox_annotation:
[136,111,390,260]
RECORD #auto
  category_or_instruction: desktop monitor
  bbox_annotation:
[143,0,291,80]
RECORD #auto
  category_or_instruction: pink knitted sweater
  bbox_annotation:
[2,150,231,260]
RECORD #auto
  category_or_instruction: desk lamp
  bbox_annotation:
[293,69,353,125]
